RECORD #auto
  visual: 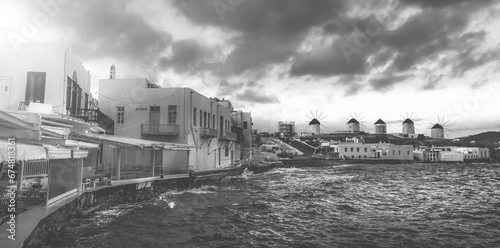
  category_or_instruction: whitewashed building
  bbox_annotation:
[0,42,113,133]
[99,76,251,170]
[315,139,414,161]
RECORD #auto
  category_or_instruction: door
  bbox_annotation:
[149,106,160,133]
[25,72,46,104]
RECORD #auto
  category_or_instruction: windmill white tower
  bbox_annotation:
[374,119,387,134]
[400,113,421,135]
[346,112,364,133]
[430,116,451,139]
[306,110,327,134]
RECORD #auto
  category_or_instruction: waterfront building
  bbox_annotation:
[314,139,414,161]
[0,42,114,134]
[232,110,253,161]
[99,76,250,170]
[413,146,490,162]
[449,146,490,161]
[0,44,193,217]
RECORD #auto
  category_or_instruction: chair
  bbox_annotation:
[82,178,91,190]
[18,102,26,111]
[91,177,100,187]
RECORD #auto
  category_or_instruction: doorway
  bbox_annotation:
[149,106,160,132]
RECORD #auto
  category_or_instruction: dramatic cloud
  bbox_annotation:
[11,0,498,136]
[216,80,244,96]
[236,89,279,104]
[53,0,171,63]
[369,74,409,92]
[159,39,221,74]
[170,0,348,77]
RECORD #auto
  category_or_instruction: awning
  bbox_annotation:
[72,150,89,159]
[0,140,47,162]
[43,145,72,160]
[0,109,42,140]
[71,133,192,150]
[41,113,105,133]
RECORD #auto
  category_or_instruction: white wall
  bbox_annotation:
[0,43,91,113]
[99,78,237,170]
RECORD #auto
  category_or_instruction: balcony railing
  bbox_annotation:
[69,108,115,134]
[220,131,237,141]
[141,124,179,136]
[200,128,218,138]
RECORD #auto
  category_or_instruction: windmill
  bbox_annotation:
[430,116,452,139]
[374,119,387,134]
[346,112,365,133]
[306,110,327,134]
[400,112,422,135]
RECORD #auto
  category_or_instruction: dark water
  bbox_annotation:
[55,163,500,248]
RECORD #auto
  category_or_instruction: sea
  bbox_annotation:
[52,163,500,248]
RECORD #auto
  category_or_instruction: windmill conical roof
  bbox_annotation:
[374,119,386,125]
[347,118,359,124]
[431,123,443,129]
[309,118,320,125]
[403,118,414,124]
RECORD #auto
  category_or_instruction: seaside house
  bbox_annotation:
[99,74,252,171]
[414,146,490,162]
[0,42,114,134]
[0,43,194,218]
[315,137,414,161]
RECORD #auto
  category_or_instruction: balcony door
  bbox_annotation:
[149,106,160,132]
[25,72,46,104]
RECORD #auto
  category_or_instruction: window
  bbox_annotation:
[364,155,367,158]
[398,151,401,156]
[168,105,177,124]
[208,114,210,128]
[225,146,229,156]
[359,155,361,158]
[364,148,367,152]
[204,112,207,128]
[200,110,203,127]
[25,72,46,104]
[351,155,354,158]
[407,151,410,155]
[350,148,353,152]
[243,121,248,129]
[356,148,360,152]
[393,150,395,156]
[117,106,125,124]
[84,93,89,109]
[193,108,197,126]
[213,114,216,129]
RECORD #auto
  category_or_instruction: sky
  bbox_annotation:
[1,0,499,138]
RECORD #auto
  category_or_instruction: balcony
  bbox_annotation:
[200,128,218,138]
[141,124,179,136]
[70,108,114,134]
[219,131,237,141]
